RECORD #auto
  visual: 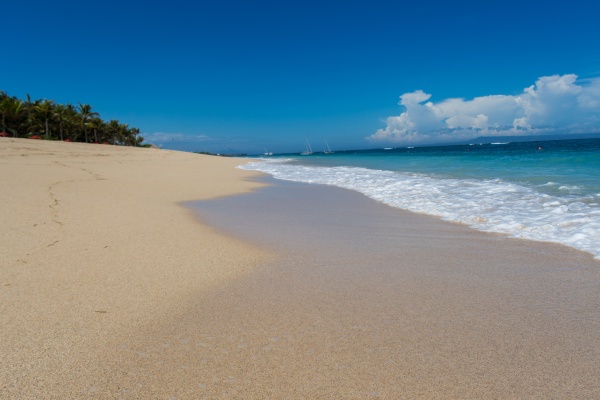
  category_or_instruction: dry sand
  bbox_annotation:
[2,138,600,399]
[0,138,271,398]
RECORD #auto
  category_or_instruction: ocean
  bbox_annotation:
[240,138,600,259]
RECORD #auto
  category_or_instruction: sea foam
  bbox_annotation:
[240,159,600,259]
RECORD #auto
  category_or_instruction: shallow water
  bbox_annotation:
[241,138,600,258]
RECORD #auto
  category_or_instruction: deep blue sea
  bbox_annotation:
[240,138,600,259]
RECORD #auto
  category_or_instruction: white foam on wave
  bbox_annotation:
[240,159,600,259]
[558,185,582,193]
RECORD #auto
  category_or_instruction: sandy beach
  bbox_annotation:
[2,138,600,399]
[0,138,271,398]
[193,178,600,399]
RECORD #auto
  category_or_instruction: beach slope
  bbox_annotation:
[0,138,269,398]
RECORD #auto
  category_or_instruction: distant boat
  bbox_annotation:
[384,147,393,150]
[324,140,334,154]
[263,148,273,156]
[300,139,313,155]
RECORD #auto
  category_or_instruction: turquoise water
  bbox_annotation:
[241,138,600,258]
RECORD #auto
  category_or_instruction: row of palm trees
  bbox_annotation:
[0,91,143,146]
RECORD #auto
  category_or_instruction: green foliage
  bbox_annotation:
[0,91,143,146]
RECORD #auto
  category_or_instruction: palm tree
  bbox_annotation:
[54,104,67,141]
[0,92,142,145]
[0,96,23,137]
[0,92,11,133]
[23,93,40,137]
[35,99,55,138]
[129,127,141,147]
[63,103,78,141]
[88,117,105,143]
[106,119,121,145]
[77,103,99,143]
[118,123,129,145]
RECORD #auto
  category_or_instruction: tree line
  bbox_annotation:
[0,91,143,146]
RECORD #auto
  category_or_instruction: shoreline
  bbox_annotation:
[190,176,600,398]
[198,174,600,263]
[240,145,600,260]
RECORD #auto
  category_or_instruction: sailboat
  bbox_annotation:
[263,148,273,156]
[324,140,334,154]
[300,139,313,155]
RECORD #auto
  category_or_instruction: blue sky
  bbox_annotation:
[3,0,600,154]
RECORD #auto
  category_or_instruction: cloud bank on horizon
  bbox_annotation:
[142,132,210,144]
[368,74,600,144]
[142,131,253,153]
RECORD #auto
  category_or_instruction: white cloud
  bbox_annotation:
[142,132,211,145]
[368,74,600,144]
[141,132,250,153]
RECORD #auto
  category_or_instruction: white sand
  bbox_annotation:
[0,138,271,398]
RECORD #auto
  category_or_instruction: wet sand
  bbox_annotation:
[189,177,600,398]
